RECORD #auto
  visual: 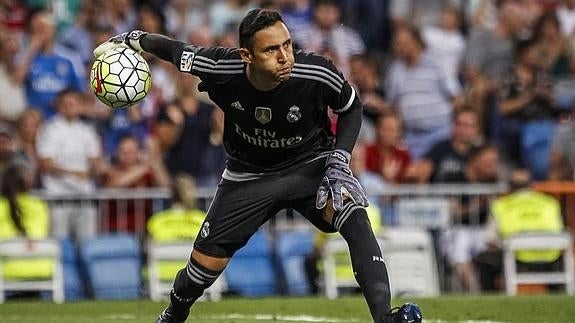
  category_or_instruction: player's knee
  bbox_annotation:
[173,251,228,299]
[332,202,370,232]
[321,196,353,224]
[191,249,229,272]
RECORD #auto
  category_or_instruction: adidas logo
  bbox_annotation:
[231,101,244,111]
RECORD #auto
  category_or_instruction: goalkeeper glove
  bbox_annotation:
[93,30,148,57]
[316,149,369,211]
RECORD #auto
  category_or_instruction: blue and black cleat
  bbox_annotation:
[384,302,423,323]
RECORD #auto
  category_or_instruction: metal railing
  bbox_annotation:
[32,183,507,293]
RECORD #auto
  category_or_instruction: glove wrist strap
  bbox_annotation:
[327,149,351,166]
[126,30,148,53]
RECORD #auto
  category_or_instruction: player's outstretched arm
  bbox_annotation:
[93,31,186,64]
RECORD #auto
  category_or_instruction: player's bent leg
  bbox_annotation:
[156,250,229,323]
[326,200,422,323]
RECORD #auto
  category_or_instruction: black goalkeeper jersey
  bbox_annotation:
[166,45,359,173]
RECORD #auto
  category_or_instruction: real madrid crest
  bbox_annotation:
[286,105,301,123]
[255,107,272,124]
[200,221,210,238]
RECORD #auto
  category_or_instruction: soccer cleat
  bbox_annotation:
[155,307,188,323]
[383,302,423,323]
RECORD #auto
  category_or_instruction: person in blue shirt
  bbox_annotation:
[15,7,84,119]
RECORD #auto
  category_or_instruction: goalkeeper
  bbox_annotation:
[95,8,421,323]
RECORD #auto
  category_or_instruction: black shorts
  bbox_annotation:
[193,157,335,258]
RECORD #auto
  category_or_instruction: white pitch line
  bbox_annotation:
[198,313,360,322]
[198,314,508,323]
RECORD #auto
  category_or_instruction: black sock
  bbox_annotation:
[335,204,391,322]
[168,257,223,319]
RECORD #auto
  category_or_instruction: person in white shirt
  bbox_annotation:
[36,88,104,242]
[422,6,466,94]
[557,0,575,36]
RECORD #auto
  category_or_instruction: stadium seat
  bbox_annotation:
[380,227,440,297]
[322,237,358,299]
[224,230,277,296]
[322,227,440,299]
[521,121,556,181]
[147,241,225,302]
[80,233,142,300]
[503,232,575,296]
[276,229,315,295]
[61,239,85,300]
[0,238,64,303]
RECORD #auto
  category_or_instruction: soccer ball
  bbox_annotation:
[90,47,151,108]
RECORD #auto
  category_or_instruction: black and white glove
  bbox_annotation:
[93,30,148,58]
[316,149,369,211]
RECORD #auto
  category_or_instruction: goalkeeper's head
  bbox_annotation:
[239,8,286,51]
[238,8,295,87]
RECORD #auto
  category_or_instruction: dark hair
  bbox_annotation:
[238,8,285,50]
[513,38,537,62]
[313,0,342,9]
[25,7,51,32]
[468,143,498,162]
[393,23,426,50]
[54,88,82,107]
[1,164,30,236]
[532,9,561,41]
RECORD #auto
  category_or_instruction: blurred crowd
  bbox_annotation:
[0,0,574,295]
[1,0,575,195]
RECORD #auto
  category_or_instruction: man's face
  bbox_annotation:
[453,112,479,144]
[377,116,401,147]
[392,28,419,60]
[243,21,295,83]
[57,93,83,120]
[472,148,500,182]
[117,138,140,166]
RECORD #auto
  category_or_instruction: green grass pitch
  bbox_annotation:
[0,295,573,322]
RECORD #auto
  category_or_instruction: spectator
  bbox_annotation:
[0,124,27,176]
[442,144,501,293]
[0,163,52,286]
[16,109,43,186]
[549,112,575,180]
[101,134,170,189]
[36,88,104,242]
[99,105,147,159]
[386,24,461,160]
[14,7,84,119]
[532,10,575,80]
[422,6,466,94]
[152,96,223,187]
[462,0,526,136]
[364,112,411,184]
[0,29,26,124]
[137,3,180,117]
[476,168,564,291]
[406,109,482,183]
[349,55,391,125]
[292,0,366,77]
[101,134,170,233]
[497,39,556,179]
